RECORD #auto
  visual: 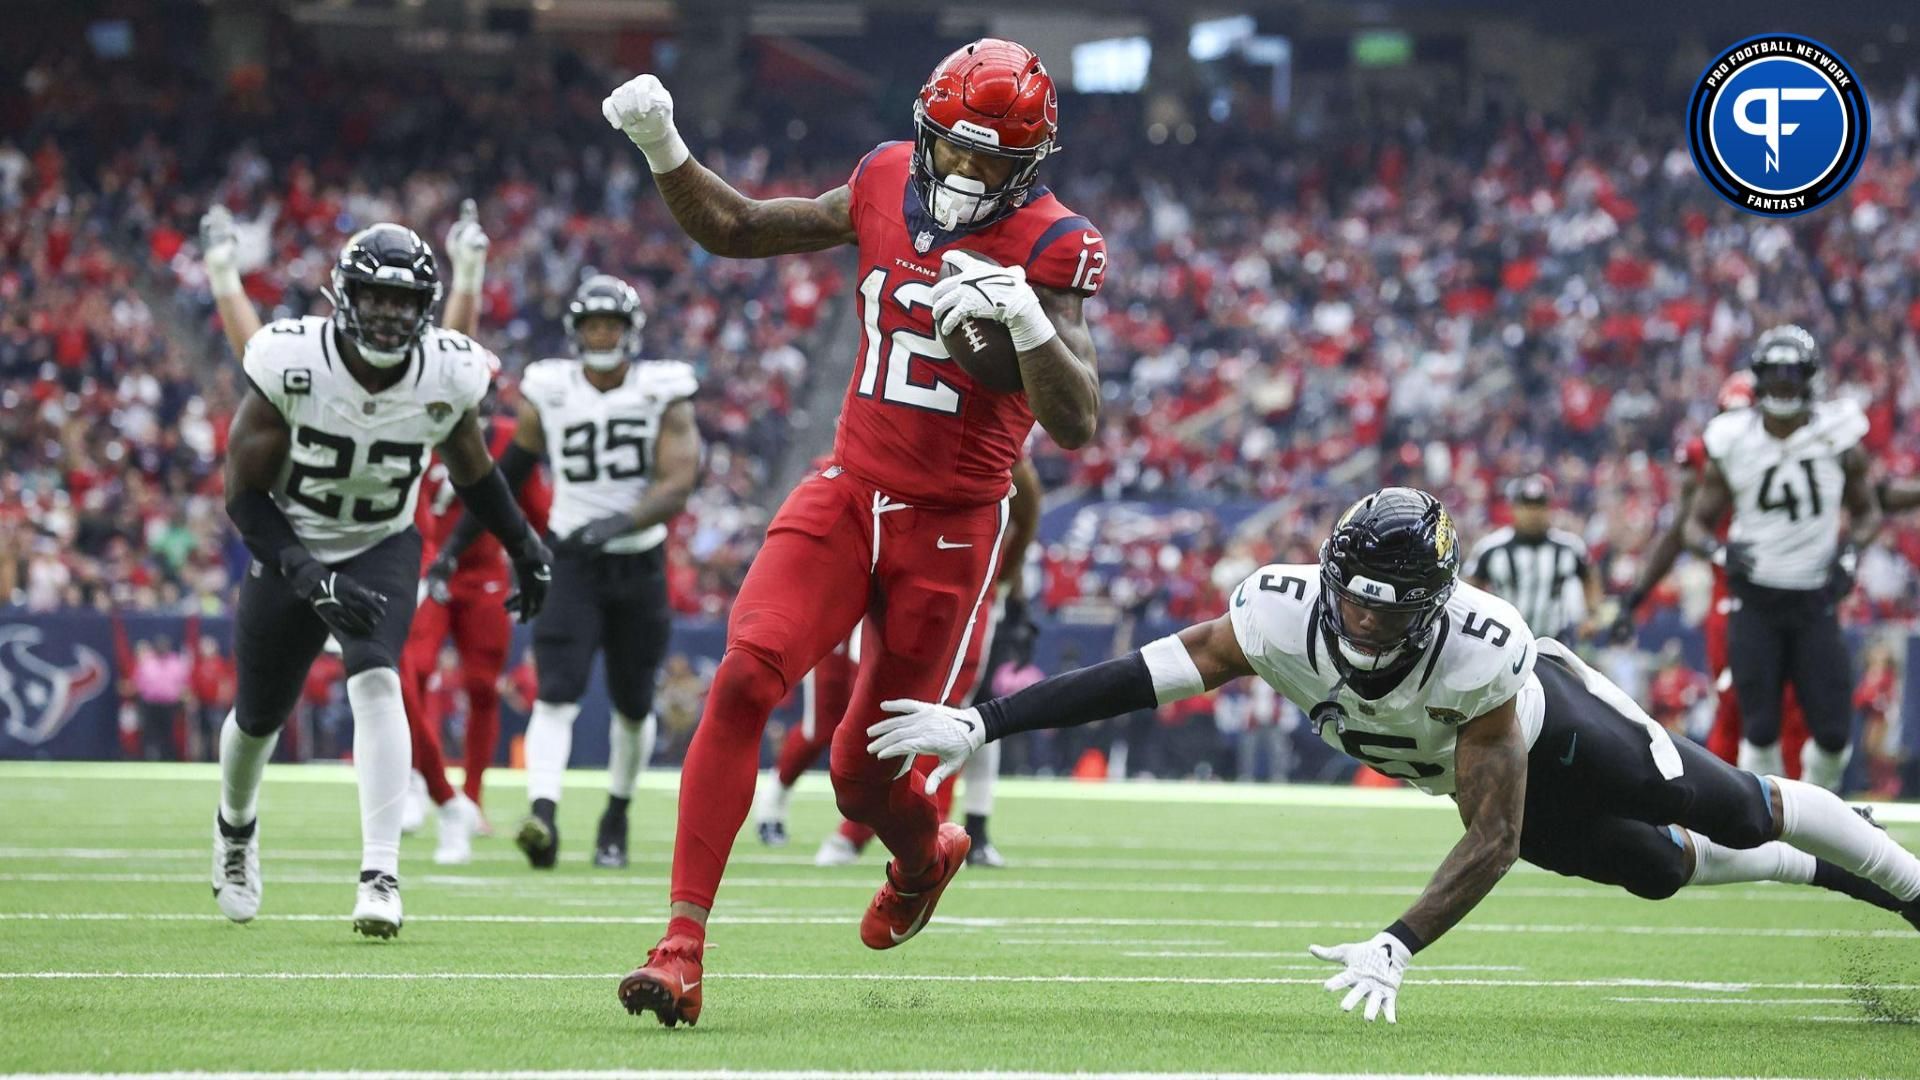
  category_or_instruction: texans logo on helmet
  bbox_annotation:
[0,625,109,748]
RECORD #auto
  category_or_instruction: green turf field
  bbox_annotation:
[1,761,1916,1079]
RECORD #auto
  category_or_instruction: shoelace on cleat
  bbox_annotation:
[221,846,250,885]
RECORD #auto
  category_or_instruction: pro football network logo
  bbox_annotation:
[0,625,108,747]
[1687,34,1869,217]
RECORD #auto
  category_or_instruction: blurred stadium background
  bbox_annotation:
[5,0,1920,801]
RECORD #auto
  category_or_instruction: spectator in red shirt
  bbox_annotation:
[186,634,236,762]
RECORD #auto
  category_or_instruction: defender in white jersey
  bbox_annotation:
[868,487,1920,1024]
[436,275,702,870]
[217,225,552,938]
[1688,325,1880,788]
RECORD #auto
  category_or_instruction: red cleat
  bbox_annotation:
[617,934,704,1028]
[859,821,971,950]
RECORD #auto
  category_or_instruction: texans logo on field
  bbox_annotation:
[1426,706,1469,727]
[0,625,109,747]
[427,401,453,423]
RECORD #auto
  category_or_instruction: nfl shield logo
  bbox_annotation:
[914,230,935,254]
[427,402,452,423]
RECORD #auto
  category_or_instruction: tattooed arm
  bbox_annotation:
[1018,285,1100,450]
[652,166,855,258]
[1392,697,1527,946]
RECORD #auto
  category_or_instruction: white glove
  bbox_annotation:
[929,251,1055,352]
[445,198,489,294]
[601,73,690,174]
[868,699,987,795]
[1308,932,1411,1024]
[200,205,243,298]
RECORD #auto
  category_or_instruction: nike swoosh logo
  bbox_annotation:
[935,537,972,550]
[1512,649,1527,675]
[1081,232,1100,245]
[680,978,700,993]
[1559,732,1579,766]
[891,906,934,944]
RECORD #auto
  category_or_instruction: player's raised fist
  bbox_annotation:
[602,75,688,172]
[445,198,489,282]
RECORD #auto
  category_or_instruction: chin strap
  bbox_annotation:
[1309,674,1351,738]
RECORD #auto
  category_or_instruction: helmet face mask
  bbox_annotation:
[1318,488,1460,677]
[565,275,645,371]
[1749,324,1820,420]
[327,224,441,369]
[911,39,1057,232]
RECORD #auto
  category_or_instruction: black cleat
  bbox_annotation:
[758,819,788,847]
[593,804,629,869]
[516,814,558,870]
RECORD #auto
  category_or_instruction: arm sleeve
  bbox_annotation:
[975,652,1158,742]
[226,488,311,572]
[452,463,540,560]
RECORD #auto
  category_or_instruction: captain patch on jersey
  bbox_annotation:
[242,317,495,563]
[518,357,698,554]
[1228,565,1542,796]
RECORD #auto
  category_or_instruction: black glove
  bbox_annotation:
[504,536,553,622]
[1717,541,1756,582]
[1829,541,1860,597]
[424,551,457,605]
[1606,590,1645,645]
[282,555,387,638]
[558,512,634,554]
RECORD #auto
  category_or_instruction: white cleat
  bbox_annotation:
[814,832,861,867]
[967,841,1008,869]
[352,873,403,939]
[434,794,478,866]
[401,773,429,835]
[211,815,262,923]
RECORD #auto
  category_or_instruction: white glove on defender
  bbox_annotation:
[444,198,489,290]
[868,699,987,794]
[930,251,1056,352]
[200,205,242,298]
[601,73,690,174]
[1309,932,1411,1024]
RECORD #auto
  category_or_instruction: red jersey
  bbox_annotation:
[415,416,553,574]
[835,141,1106,506]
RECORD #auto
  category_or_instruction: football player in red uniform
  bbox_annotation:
[402,414,551,863]
[758,457,1040,865]
[1612,371,1809,777]
[602,40,1104,1026]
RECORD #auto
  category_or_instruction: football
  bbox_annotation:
[938,251,1024,393]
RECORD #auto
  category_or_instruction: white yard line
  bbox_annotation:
[0,911,1910,939]
[4,971,1913,992]
[1607,996,1862,1005]
[0,870,1850,903]
[0,1060,1858,1068]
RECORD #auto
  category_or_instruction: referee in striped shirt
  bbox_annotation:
[1465,474,1602,640]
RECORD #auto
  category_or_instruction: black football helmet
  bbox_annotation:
[327,224,441,368]
[1319,487,1459,675]
[564,274,645,371]
[1749,324,1820,420]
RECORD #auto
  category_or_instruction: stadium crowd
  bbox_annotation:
[3,20,1919,786]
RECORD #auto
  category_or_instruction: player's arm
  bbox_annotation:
[437,409,552,621]
[1391,698,1527,945]
[866,613,1252,790]
[932,258,1101,450]
[435,395,546,569]
[440,199,488,337]
[223,389,385,636]
[1306,697,1526,1026]
[1617,470,1699,635]
[998,457,1043,594]
[202,206,263,357]
[1878,476,1920,514]
[602,74,853,258]
[1841,446,1881,549]
[1684,459,1738,572]
[561,399,703,550]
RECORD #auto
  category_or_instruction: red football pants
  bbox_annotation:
[1701,592,1807,779]
[400,572,513,806]
[672,471,1010,909]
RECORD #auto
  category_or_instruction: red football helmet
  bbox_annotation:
[1717,370,1756,411]
[913,39,1058,230]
